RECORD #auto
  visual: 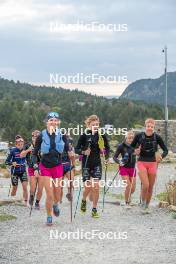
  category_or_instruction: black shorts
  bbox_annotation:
[63,163,75,176]
[11,172,28,186]
[82,165,102,182]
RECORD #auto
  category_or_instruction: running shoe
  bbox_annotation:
[125,202,132,210]
[80,200,86,213]
[143,207,151,214]
[46,216,53,226]
[129,201,137,206]
[35,202,40,210]
[29,194,34,206]
[66,192,72,202]
[92,208,100,218]
[53,204,60,217]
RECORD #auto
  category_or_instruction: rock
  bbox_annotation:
[0,168,10,178]
[168,205,176,212]
[158,201,169,208]
[0,199,23,206]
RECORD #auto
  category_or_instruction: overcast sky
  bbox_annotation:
[0,0,175,96]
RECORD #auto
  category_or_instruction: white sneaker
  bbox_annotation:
[129,201,137,206]
[18,200,28,207]
[141,207,151,215]
[125,204,132,210]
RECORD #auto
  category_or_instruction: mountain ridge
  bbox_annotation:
[120,71,176,106]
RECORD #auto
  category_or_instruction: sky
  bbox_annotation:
[0,0,175,96]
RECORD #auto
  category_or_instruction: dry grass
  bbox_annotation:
[0,168,10,178]
[165,180,176,206]
[0,213,17,222]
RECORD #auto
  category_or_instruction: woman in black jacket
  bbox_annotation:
[75,115,110,218]
[131,118,168,214]
[114,130,136,207]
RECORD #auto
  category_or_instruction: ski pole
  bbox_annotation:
[105,169,120,195]
[29,177,38,217]
[74,142,91,219]
[69,159,73,223]
[102,162,108,212]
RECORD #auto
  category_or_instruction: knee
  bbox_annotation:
[126,182,131,189]
[148,186,154,194]
[84,181,91,189]
[93,182,99,191]
[142,183,149,192]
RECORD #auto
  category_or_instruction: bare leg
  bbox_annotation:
[130,177,136,195]
[29,176,36,194]
[82,180,91,201]
[11,186,17,196]
[65,170,75,194]
[21,181,28,202]
[138,171,149,203]
[91,178,100,208]
[146,173,156,205]
[36,176,44,202]
[43,177,54,216]
[53,178,62,204]
[122,176,131,203]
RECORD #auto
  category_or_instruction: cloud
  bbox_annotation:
[0,0,37,25]
[0,0,175,96]
[0,67,16,75]
[0,0,76,27]
[33,82,128,97]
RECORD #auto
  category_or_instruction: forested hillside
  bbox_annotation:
[0,77,176,142]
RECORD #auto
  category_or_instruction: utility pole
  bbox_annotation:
[162,45,168,147]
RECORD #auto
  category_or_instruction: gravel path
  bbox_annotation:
[0,164,176,264]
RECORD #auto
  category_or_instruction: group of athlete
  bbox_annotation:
[5,112,168,225]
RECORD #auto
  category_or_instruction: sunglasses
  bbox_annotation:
[16,140,24,143]
[48,112,59,119]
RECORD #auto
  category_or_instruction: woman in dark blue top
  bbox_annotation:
[5,136,28,205]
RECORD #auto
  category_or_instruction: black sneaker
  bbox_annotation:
[66,192,73,202]
[35,202,40,210]
[81,200,86,213]
[29,194,34,206]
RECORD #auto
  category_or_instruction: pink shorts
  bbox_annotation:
[137,161,158,175]
[119,167,136,177]
[39,163,63,179]
[28,167,35,177]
